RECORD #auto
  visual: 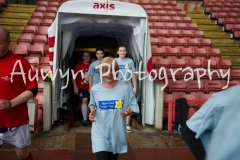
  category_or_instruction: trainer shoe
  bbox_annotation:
[83,120,90,126]
[126,125,132,133]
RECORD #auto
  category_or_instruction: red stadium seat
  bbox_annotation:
[205,80,223,93]
[159,37,173,47]
[152,5,162,10]
[43,12,56,19]
[149,16,159,22]
[171,16,182,23]
[152,22,164,29]
[40,19,54,26]
[48,1,60,7]
[35,6,46,12]
[146,10,155,16]
[159,16,171,22]
[176,23,187,30]
[187,23,198,30]
[169,80,187,93]
[193,48,207,59]
[141,4,152,10]
[171,59,186,68]
[31,12,44,19]
[155,58,171,68]
[152,56,163,67]
[33,35,47,44]
[36,26,49,35]
[156,29,168,37]
[187,38,199,47]
[152,47,165,57]
[46,7,58,13]
[25,56,39,67]
[179,47,193,58]
[40,57,50,66]
[202,59,217,69]
[150,37,159,45]
[168,29,181,37]
[27,18,41,26]
[182,17,192,23]
[186,59,202,68]
[230,69,240,80]
[192,30,204,38]
[207,48,221,59]
[188,80,205,93]
[166,11,177,16]
[28,44,45,58]
[172,6,181,11]
[163,22,176,29]
[162,5,172,11]
[18,34,32,44]
[155,10,166,16]
[149,0,158,5]
[150,29,156,37]
[12,44,28,57]
[22,26,36,34]
[165,47,179,57]
[177,11,186,17]
[37,1,48,7]
[217,59,232,69]
[159,0,168,6]
[180,30,192,38]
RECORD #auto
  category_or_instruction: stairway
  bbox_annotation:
[0,4,36,50]
[186,7,240,69]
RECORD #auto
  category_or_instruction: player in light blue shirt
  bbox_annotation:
[88,57,139,160]
[88,47,105,91]
[115,45,137,133]
[182,85,240,160]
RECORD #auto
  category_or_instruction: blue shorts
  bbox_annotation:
[78,89,89,99]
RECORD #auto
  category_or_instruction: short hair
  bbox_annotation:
[98,57,119,77]
[116,45,127,52]
[0,27,10,41]
[96,47,104,53]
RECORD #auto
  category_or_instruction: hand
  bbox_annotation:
[132,87,136,95]
[120,107,132,117]
[74,87,78,95]
[89,110,96,122]
[0,99,10,110]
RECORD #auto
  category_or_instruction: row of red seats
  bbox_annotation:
[154,68,240,81]
[165,80,240,94]
[37,1,61,7]
[211,11,240,19]
[146,10,186,16]
[27,18,53,26]
[149,22,198,30]
[150,29,202,38]
[151,37,212,48]
[152,47,220,59]
[204,0,240,3]
[118,0,177,6]
[153,58,231,69]
[12,44,47,59]
[35,6,58,13]
[141,4,182,12]
[31,12,56,19]
[205,4,240,13]
[148,16,192,23]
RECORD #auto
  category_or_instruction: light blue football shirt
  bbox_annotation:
[88,60,101,86]
[114,58,136,87]
[88,81,139,154]
[186,85,240,160]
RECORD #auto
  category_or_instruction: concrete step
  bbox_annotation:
[4,9,34,13]
[213,43,240,47]
[0,25,23,33]
[186,13,208,18]
[186,10,203,14]
[8,4,36,8]
[210,39,235,44]
[198,25,222,31]
[204,31,229,38]
[219,48,240,54]
[0,18,28,23]
[0,14,31,19]
[2,12,32,17]
[191,19,213,25]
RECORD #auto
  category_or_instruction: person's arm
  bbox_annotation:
[0,90,34,110]
[132,73,137,94]
[72,78,78,95]
[88,75,93,91]
[89,106,96,122]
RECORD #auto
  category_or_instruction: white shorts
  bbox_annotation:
[0,124,31,148]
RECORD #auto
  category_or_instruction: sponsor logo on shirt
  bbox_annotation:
[94,68,98,73]
[98,99,123,110]
[2,76,11,81]
[118,64,129,70]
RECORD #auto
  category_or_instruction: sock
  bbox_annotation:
[81,104,88,120]
[21,152,33,160]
